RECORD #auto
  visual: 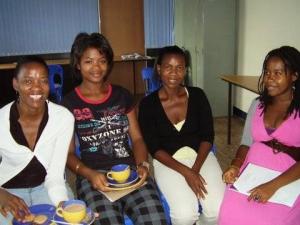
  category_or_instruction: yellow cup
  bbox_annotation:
[56,200,86,223]
[106,164,130,183]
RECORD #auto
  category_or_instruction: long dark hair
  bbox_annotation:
[258,46,300,117]
[70,32,114,84]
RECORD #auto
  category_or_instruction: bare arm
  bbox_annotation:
[222,99,258,184]
[223,145,249,184]
[127,109,148,165]
[66,135,110,192]
[273,162,300,188]
[127,109,149,182]
[249,161,300,203]
[192,141,211,173]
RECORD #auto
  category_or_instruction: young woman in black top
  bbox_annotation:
[138,46,225,225]
[63,33,167,225]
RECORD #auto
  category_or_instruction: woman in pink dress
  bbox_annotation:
[219,46,300,225]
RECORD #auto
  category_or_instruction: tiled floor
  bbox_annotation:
[214,116,245,171]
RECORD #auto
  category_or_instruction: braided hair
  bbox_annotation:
[258,46,300,117]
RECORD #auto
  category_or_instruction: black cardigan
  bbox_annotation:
[138,86,214,156]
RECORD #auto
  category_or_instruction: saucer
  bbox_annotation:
[52,207,95,225]
[107,170,139,187]
[13,204,55,225]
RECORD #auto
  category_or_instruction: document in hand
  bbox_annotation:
[233,163,300,207]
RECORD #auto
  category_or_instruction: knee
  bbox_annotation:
[200,192,223,218]
[198,214,218,225]
[201,202,220,218]
[171,216,198,225]
[170,210,199,225]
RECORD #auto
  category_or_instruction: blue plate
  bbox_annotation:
[107,170,139,187]
[53,207,95,225]
[13,204,55,225]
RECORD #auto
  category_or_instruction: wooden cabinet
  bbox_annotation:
[100,0,146,94]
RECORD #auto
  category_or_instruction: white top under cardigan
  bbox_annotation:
[0,101,74,206]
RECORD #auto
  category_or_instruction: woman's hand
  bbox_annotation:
[136,166,148,187]
[0,188,30,221]
[248,181,277,203]
[183,168,207,199]
[222,166,240,184]
[86,170,111,192]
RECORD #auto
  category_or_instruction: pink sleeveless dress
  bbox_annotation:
[218,104,300,225]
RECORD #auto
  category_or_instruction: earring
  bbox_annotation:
[15,91,20,103]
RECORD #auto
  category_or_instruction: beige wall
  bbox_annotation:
[236,0,300,112]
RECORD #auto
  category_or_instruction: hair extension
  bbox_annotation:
[258,46,300,117]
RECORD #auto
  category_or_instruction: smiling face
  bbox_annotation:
[13,62,49,110]
[77,47,108,85]
[157,53,186,89]
[263,56,298,98]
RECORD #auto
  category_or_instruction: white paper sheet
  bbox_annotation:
[233,163,300,207]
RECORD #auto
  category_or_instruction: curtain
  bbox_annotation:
[0,0,99,56]
[144,0,174,48]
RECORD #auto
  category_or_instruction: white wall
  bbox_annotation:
[174,0,236,116]
[174,0,205,89]
[236,0,300,112]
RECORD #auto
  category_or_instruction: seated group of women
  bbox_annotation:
[1,32,300,225]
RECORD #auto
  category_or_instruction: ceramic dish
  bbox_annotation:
[13,204,56,225]
[107,170,139,187]
[106,176,144,191]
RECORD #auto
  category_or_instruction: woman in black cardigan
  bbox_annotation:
[138,46,225,225]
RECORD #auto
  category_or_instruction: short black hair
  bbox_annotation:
[70,32,114,84]
[14,55,48,79]
[156,45,190,67]
[258,46,300,117]
[154,45,191,84]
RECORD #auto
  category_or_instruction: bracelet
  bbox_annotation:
[75,163,82,174]
[137,161,150,172]
[229,165,240,171]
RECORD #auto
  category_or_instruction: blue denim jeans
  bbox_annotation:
[0,183,74,225]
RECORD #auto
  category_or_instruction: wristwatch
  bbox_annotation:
[137,161,150,171]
